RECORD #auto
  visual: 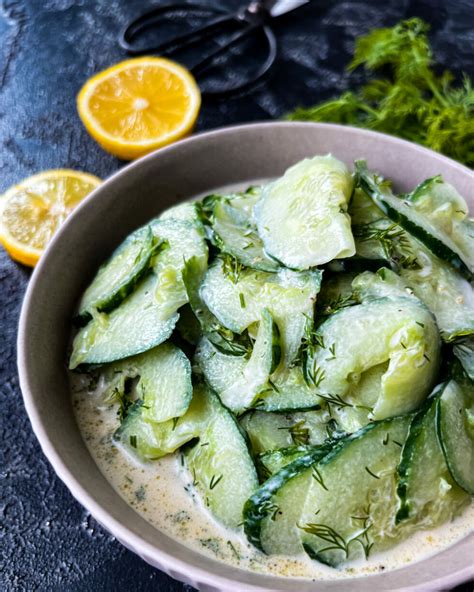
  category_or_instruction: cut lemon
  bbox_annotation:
[77,57,201,160]
[0,170,101,267]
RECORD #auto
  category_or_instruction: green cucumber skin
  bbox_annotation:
[243,423,381,552]
[270,319,282,374]
[436,382,474,495]
[76,229,165,324]
[395,385,445,523]
[243,441,336,551]
[356,162,471,279]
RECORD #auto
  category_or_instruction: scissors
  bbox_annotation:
[119,0,310,96]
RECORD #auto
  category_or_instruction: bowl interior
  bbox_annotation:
[18,122,474,592]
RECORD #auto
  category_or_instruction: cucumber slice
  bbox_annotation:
[194,309,281,413]
[350,187,474,341]
[114,385,211,461]
[307,297,441,420]
[403,176,474,267]
[240,409,331,455]
[396,384,468,524]
[200,260,322,365]
[211,196,279,273]
[399,242,474,342]
[77,226,161,323]
[104,343,192,423]
[350,188,393,261]
[355,161,472,278]
[150,218,208,318]
[299,416,411,566]
[243,441,335,552]
[69,273,179,368]
[255,155,355,269]
[437,380,474,495]
[159,201,203,228]
[352,269,414,303]
[453,337,474,380]
[196,336,320,413]
[185,387,258,529]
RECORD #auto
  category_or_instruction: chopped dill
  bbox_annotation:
[209,474,223,490]
[365,466,380,480]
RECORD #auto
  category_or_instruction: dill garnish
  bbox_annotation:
[317,392,373,413]
[299,518,373,560]
[287,18,474,167]
[209,474,223,490]
[311,466,329,491]
[222,253,243,284]
[365,466,380,480]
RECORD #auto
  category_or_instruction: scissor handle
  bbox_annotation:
[119,2,230,55]
[197,24,277,97]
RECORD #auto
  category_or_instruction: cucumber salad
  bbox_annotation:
[69,155,474,570]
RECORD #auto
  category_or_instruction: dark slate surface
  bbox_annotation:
[1,0,473,590]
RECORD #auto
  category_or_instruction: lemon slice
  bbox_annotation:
[77,57,201,160]
[0,169,101,267]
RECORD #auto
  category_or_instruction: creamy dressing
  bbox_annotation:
[71,375,474,580]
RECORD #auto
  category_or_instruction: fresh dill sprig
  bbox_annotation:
[221,253,243,284]
[287,18,474,167]
[106,386,134,421]
[318,294,355,319]
[299,515,373,560]
[317,392,373,413]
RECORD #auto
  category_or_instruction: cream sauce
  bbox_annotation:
[71,375,474,580]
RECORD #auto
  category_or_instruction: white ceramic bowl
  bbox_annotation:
[18,123,474,591]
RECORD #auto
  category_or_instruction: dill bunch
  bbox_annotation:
[287,18,474,167]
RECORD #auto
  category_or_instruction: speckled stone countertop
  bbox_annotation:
[1,0,473,590]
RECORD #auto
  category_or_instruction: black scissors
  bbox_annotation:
[119,0,310,96]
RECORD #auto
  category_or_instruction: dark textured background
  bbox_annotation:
[1,0,473,590]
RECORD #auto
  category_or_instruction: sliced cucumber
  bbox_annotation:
[399,241,474,342]
[69,273,179,368]
[200,260,322,365]
[355,161,472,278]
[196,336,320,413]
[299,416,411,566]
[352,269,414,303]
[114,385,211,461]
[104,343,192,423]
[76,226,161,323]
[396,384,468,525]
[403,176,474,267]
[240,408,331,456]
[150,218,208,318]
[194,309,281,413]
[453,337,474,381]
[211,196,279,272]
[159,201,203,228]
[255,155,355,269]
[243,441,335,552]
[437,379,474,495]
[349,188,393,261]
[307,297,441,420]
[185,387,258,529]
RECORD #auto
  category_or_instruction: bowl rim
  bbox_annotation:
[18,121,474,592]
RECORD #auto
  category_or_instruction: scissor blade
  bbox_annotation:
[266,0,310,18]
